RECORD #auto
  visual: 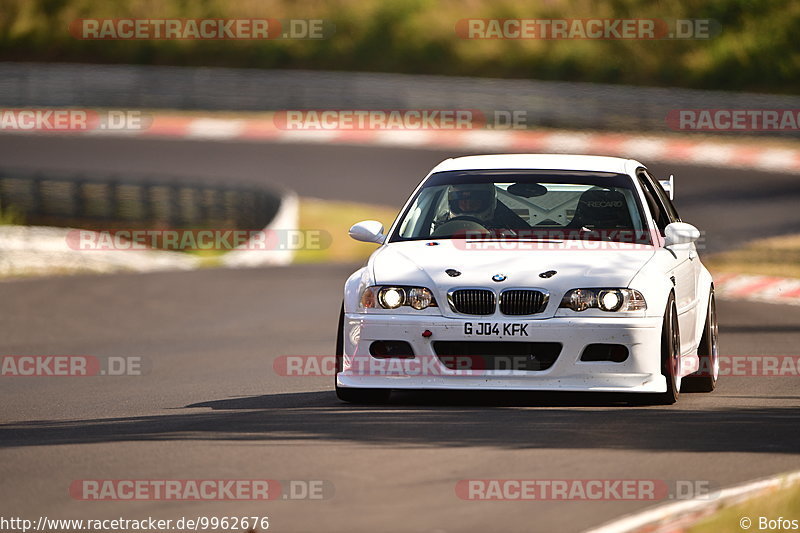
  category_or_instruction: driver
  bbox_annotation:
[445,183,497,222]
[432,183,521,237]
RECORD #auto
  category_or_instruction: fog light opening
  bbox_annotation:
[369,340,415,359]
[580,343,629,363]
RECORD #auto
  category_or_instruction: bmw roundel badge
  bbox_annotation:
[492,274,507,282]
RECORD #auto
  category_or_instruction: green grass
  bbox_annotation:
[688,483,800,533]
[1,0,799,93]
[0,205,24,225]
[294,197,398,264]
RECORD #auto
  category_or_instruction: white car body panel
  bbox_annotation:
[369,241,655,319]
[340,154,713,395]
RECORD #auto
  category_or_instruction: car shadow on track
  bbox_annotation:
[1,390,799,454]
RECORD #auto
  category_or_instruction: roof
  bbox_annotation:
[429,154,643,175]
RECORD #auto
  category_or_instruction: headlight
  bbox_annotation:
[408,287,433,310]
[560,288,646,312]
[598,289,623,312]
[379,287,405,309]
[361,286,438,310]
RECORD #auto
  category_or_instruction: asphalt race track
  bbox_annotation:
[1,134,799,532]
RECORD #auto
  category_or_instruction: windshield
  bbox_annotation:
[391,170,653,245]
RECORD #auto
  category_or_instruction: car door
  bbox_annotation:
[636,169,698,354]
[644,169,701,308]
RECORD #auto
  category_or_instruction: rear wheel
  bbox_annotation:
[682,288,719,392]
[334,305,390,404]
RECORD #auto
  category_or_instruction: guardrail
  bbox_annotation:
[0,169,283,231]
[1,62,799,136]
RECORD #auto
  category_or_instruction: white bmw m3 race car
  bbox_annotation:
[336,154,719,404]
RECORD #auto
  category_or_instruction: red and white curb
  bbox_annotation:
[6,114,800,174]
[136,117,800,174]
[585,469,800,533]
[714,272,800,306]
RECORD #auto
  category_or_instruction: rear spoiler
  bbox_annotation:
[659,174,674,200]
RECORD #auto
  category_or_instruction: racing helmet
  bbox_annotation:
[446,183,497,220]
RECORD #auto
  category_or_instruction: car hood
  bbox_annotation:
[370,240,656,318]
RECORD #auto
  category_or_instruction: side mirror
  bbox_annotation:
[659,175,674,200]
[664,222,700,247]
[349,220,385,244]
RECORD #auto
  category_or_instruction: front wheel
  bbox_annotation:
[682,288,719,393]
[639,292,681,405]
[334,305,390,404]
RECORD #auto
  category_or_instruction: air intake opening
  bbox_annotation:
[369,341,415,358]
[433,341,561,371]
[580,343,629,363]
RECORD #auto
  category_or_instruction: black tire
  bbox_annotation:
[643,292,681,405]
[682,288,719,393]
[334,304,390,404]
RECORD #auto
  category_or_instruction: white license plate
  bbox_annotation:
[463,322,529,337]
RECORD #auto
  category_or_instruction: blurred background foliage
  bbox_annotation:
[0,0,798,93]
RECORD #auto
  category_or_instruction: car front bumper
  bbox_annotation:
[337,313,667,393]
